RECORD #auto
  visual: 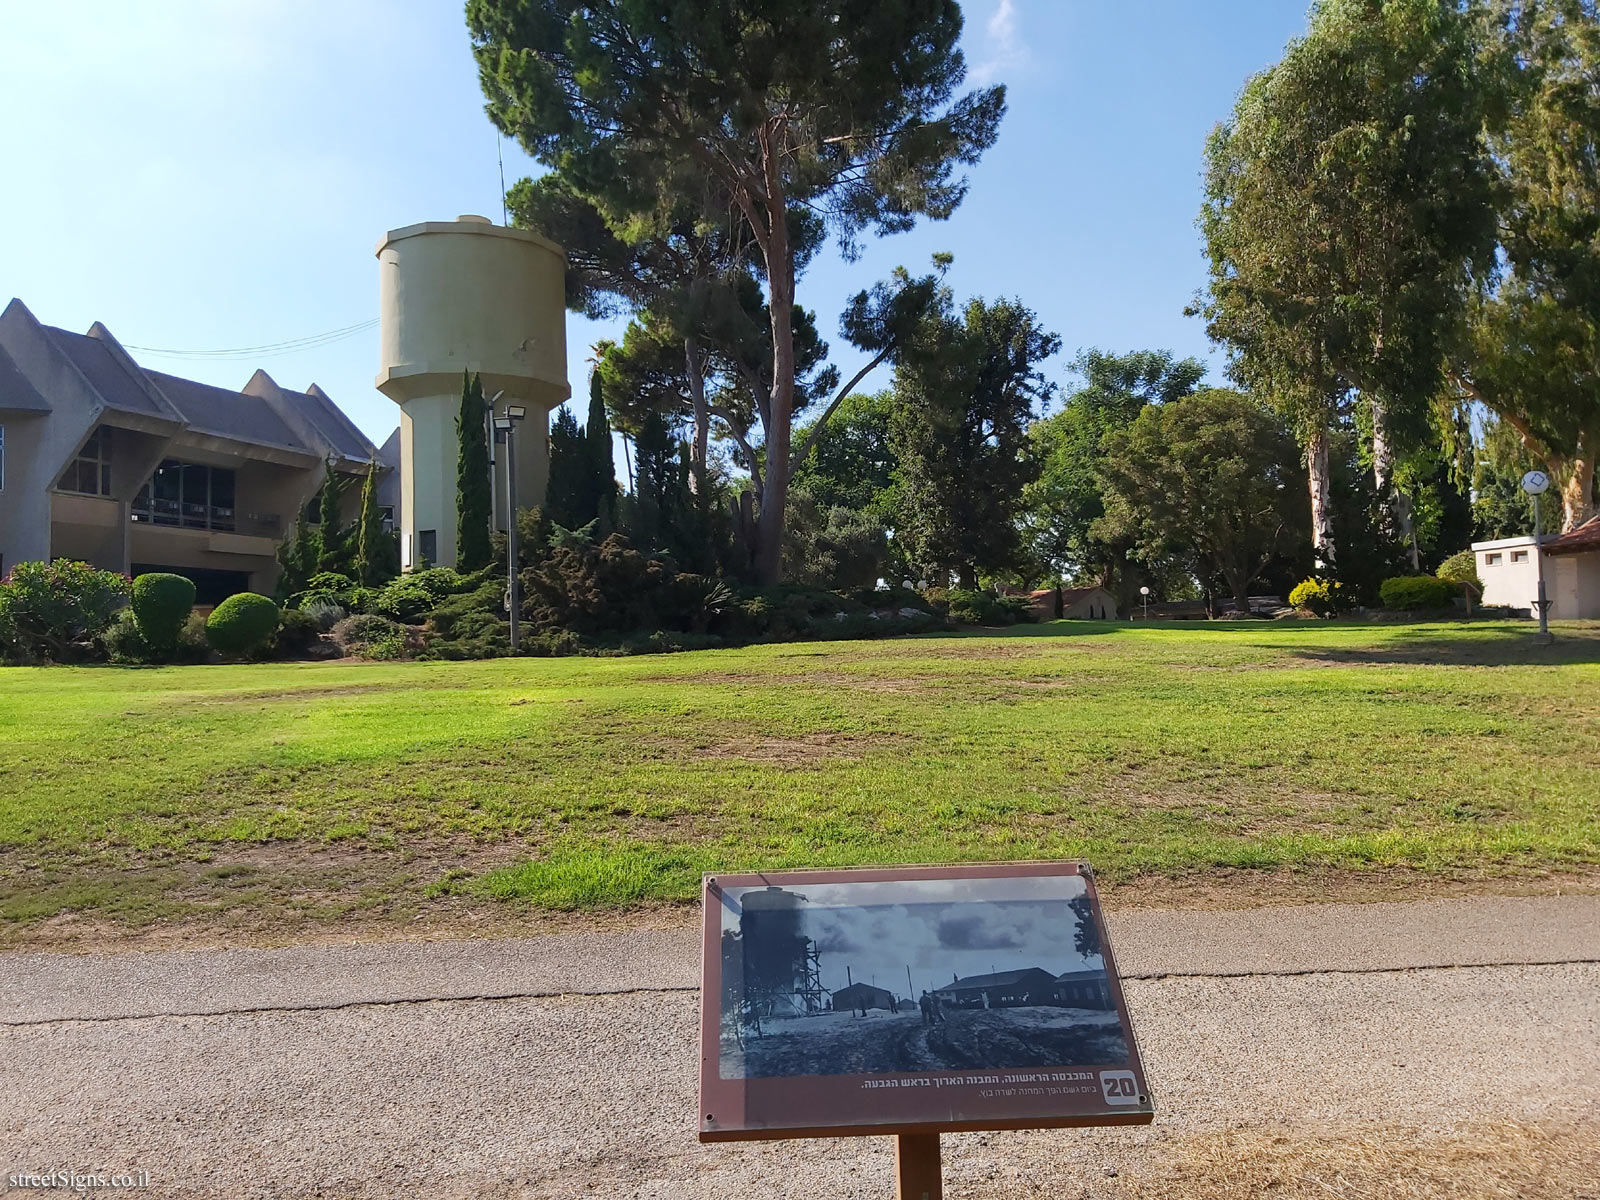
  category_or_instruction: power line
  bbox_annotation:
[123,318,379,360]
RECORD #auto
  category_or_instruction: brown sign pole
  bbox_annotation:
[895,1132,942,1200]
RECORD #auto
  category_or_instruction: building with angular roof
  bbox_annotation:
[1473,513,1600,621]
[0,298,392,601]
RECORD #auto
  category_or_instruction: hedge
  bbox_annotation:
[1379,575,1458,611]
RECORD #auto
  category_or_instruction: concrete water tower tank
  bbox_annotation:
[375,215,568,570]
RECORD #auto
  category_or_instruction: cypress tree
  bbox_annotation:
[354,461,398,585]
[584,367,618,531]
[455,370,493,571]
[315,459,349,574]
[545,406,588,530]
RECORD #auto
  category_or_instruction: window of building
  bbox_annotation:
[131,459,238,532]
[379,505,394,532]
[1510,549,1528,563]
[418,529,437,567]
[1485,552,1502,565]
[58,425,112,496]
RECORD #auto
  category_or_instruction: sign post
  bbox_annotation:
[698,862,1154,1195]
[895,1132,942,1200]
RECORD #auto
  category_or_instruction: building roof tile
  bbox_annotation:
[0,342,50,412]
[144,370,311,454]
[1544,513,1600,556]
[44,326,178,421]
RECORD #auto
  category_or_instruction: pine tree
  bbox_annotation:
[456,370,493,570]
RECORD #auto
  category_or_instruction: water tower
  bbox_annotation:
[375,216,568,570]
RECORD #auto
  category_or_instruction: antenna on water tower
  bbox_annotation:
[497,135,508,225]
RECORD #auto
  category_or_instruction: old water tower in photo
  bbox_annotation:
[375,216,568,570]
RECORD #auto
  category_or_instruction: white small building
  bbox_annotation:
[1472,515,1600,619]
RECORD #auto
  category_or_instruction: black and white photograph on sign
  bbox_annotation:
[716,874,1130,1080]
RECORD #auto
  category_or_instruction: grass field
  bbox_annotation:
[2,619,1597,946]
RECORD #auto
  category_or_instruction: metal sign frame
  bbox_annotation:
[698,861,1155,1142]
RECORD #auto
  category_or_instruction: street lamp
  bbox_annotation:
[493,405,528,651]
[1522,469,1552,644]
[1139,585,1150,622]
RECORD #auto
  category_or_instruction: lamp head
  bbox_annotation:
[506,405,527,421]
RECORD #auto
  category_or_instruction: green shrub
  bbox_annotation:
[331,613,406,658]
[427,579,505,637]
[1379,575,1458,611]
[272,608,323,657]
[174,611,211,663]
[0,592,17,662]
[1436,550,1482,593]
[1288,577,1346,617]
[0,559,129,662]
[205,593,280,657]
[372,568,468,622]
[946,589,1030,626]
[300,597,345,631]
[130,572,195,658]
[102,609,151,664]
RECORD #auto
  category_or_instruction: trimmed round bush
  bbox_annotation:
[130,572,196,656]
[1379,575,1458,611]
[205,592,281,657]
[1288,577,1345,617]
[1436,550,1482,593]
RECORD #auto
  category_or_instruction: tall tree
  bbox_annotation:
[469,0,1005,583]
[584,364,619,531]
[891,296,1059,588]
[1449,0,1600,530]
[1096,389,1307,619]
[1021,350,1205,597]
[1197,0,1496,569]
[354,461,397,586]
[315,459,348,574]
[545,406,590,530]
[456,370,493,571]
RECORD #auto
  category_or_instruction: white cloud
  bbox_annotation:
[972,0,1031,87]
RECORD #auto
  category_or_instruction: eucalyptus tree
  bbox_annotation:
[468,0,1005,582]
[1450,0,1600,530]
[1197,0,1496,568]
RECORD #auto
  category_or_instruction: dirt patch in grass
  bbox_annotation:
[1108,1118,1599,1200]
[696,730,906,765]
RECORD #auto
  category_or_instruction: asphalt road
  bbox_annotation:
[2,896,1596,1199]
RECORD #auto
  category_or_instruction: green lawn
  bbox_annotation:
[2,619,1597,941]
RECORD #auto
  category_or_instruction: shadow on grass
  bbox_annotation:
[1273,626,1600,668]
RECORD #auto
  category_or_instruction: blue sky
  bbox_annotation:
[0,1,1310,452]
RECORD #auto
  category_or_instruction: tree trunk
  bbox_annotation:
[956,564,976,590]
[1561,432,1596,532]
[685,336,709,498]
[1369,396,1419,570]
[754,177,796,586]
[1307,428,1336,570]
[1234,584,1252,620]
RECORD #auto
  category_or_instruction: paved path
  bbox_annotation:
[2,897,1597,1198]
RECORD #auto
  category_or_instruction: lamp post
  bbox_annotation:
[1522,469,1552,644]
[1139,585,1150,622]
[493,405,528,651]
